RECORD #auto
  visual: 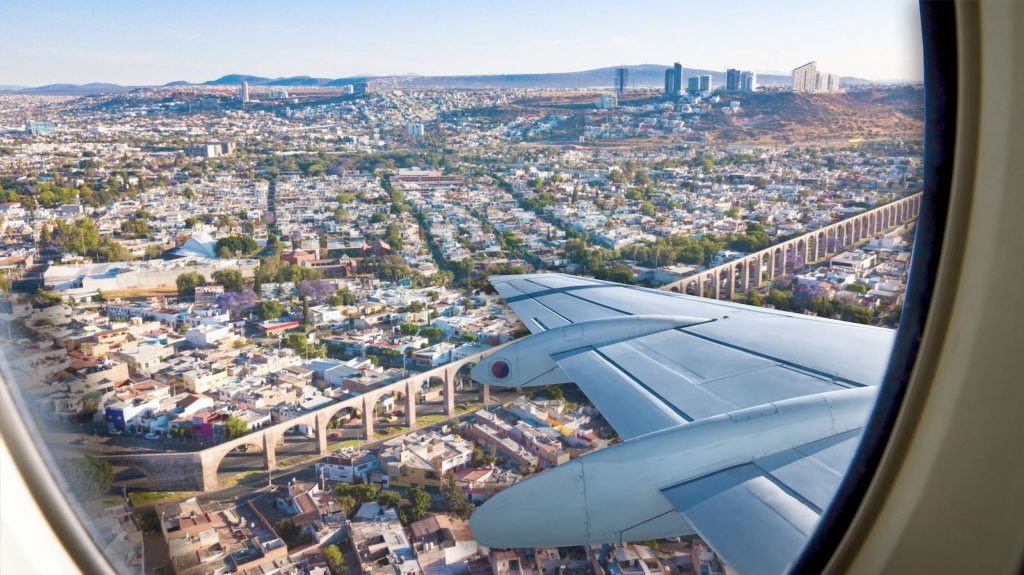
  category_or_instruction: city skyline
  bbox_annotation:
[1,0,923,86]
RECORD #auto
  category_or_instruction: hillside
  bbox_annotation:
[707,87,924,145]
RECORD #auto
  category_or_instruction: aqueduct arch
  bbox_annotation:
[657,193,922,298]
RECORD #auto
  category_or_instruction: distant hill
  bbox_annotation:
[198,74,371,87]
[203,74,274,86]
[7,65,881,95]
[14,83,134,95]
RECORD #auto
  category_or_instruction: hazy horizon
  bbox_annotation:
[1,0,923,87]
[0,63,913,90]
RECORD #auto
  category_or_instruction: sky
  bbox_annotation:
[0,0,923,86]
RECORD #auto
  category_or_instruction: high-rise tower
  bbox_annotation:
[614,67,629,95]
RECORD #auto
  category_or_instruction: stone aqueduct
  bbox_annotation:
[103,344,506,492]
[660,193,922,298]
[104,194,921,492]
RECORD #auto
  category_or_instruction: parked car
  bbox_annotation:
[144,433,160,440]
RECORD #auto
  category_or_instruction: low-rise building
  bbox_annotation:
[349,517,420,575]
[185,323,233,348]
[378,430,473,491]
[315,447,383,485]
[409,514,479,570]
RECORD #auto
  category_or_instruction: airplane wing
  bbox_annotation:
[489,273,893,438]
[469,274,894,574]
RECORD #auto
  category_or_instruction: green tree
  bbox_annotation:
[134,510,160,533]
[283,332,325,358]
[324,544,347,575]
[274,518,312,548]
[745,290,765,307]
[97,238,130,262]
[400,487,431,524]
[60,457,113,500]
[843,304,874,324]
[766,289,794,311]
[176,271,204,297]
[418,327,443,343]
[334,494,358,516]
[376,489,401,509]
[120,217,152,238]
[255,300,285,321]
[338,289,356,305]
[360,254,411,282]
[441,473,473,519]
[545,386,565,401]
[254,256,284,286]
[333,482,379,506]
[595,263,634,284]
[60,218,100,257]
[214,235,258,258]
[143,244,165,260]
[385,222,404,250]
[399,323,419,336]
[31,289,63,307]
[211,269,244,291]
[221,415,249,439]
[471,445,498,467]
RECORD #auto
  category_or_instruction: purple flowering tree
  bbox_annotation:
[216,289,258,318]
[297,279,335,302]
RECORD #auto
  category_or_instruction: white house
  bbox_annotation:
[186,323,233,347]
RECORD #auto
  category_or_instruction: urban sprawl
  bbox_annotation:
[0,62,923,575]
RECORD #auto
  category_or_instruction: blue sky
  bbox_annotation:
[0,0,922,86]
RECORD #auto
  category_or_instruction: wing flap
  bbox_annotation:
[553,349,687,439]
[661,429,862,575]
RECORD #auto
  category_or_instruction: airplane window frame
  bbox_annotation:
[0,4,951,575]
[790,2,958,573]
